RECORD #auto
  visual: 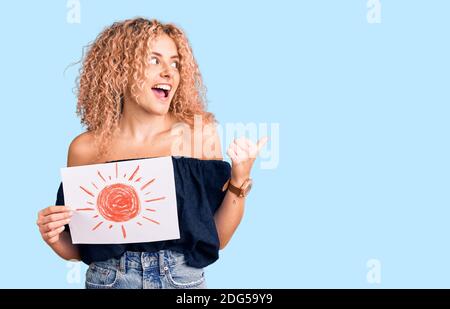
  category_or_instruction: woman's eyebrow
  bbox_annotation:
[151,51,179,59]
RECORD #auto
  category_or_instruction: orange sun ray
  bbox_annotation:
[79,186,95,198]
[91,182,98,190]
[76,207,95,211]
[87,201,94,205]
[140,178,155,191]
[143,216,160,225]
[115,163,118,179]
[109,224,113,229]
[92,221,104,231]
[145,197,165,203]
[121,225,127,239]
[145,208,156,212]
[135,177,142,182]
[97,171,107,183]
[93,215,99,218]
[144,191,152,195]
[128,165,140,181]
[136,222,142,226]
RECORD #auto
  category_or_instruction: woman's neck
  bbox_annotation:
[118,98,174,142]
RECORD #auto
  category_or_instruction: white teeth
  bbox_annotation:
[153,84,171,91]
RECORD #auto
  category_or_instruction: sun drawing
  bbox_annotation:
[76,162,165,239]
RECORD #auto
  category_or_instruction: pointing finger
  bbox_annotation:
[256,136,269,153]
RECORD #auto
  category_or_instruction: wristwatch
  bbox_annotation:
[222,178,253,198]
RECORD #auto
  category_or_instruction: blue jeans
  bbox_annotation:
[85,250,207,289]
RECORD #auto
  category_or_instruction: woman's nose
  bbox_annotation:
[160,64,174,79]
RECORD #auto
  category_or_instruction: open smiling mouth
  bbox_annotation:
[151,83,172,100]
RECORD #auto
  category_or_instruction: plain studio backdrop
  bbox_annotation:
[0,0,449,288]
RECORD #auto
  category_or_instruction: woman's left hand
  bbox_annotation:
[226,136,268,186]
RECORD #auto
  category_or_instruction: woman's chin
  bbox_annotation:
[147,103,171,116]
[139,96,172,115]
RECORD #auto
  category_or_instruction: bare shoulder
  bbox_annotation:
[169,119,223,160]
[67,131,98,167]
[199,121,223,161]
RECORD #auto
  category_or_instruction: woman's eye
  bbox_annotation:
[150,57,158,65]
[171,62,179,69]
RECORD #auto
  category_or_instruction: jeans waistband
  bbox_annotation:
[100,250,186,275]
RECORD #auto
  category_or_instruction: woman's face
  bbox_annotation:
[131,34,180,115]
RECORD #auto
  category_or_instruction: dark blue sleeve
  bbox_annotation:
[55,182,64,205]
[201,160,231,214]
[55,182,71,233]
[171,157,231,267]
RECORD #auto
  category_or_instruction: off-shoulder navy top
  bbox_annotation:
[55,156,231,268]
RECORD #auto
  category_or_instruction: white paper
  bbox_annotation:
[60,156,180,244]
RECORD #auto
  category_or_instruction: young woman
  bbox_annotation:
[36,18,266,289]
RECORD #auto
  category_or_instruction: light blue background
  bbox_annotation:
[0,0,449,288]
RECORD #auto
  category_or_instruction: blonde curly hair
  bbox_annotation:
[76,17,215,157]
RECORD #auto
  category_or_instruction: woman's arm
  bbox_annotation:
[214,182,246,249]
[202,127,267,249]
[37,132,97,261]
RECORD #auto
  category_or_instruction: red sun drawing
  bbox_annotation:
[76,163,165,239]
[97,183,141,222]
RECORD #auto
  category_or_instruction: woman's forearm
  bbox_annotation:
[48,231,81,261]
[216,136,267,249]
[214,188,246,249]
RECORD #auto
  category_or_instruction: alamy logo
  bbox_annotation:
[366,258,381,284]
[367,0,382,24]
[66,0,81,24]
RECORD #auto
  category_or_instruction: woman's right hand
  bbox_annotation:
[37,206,72,244]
